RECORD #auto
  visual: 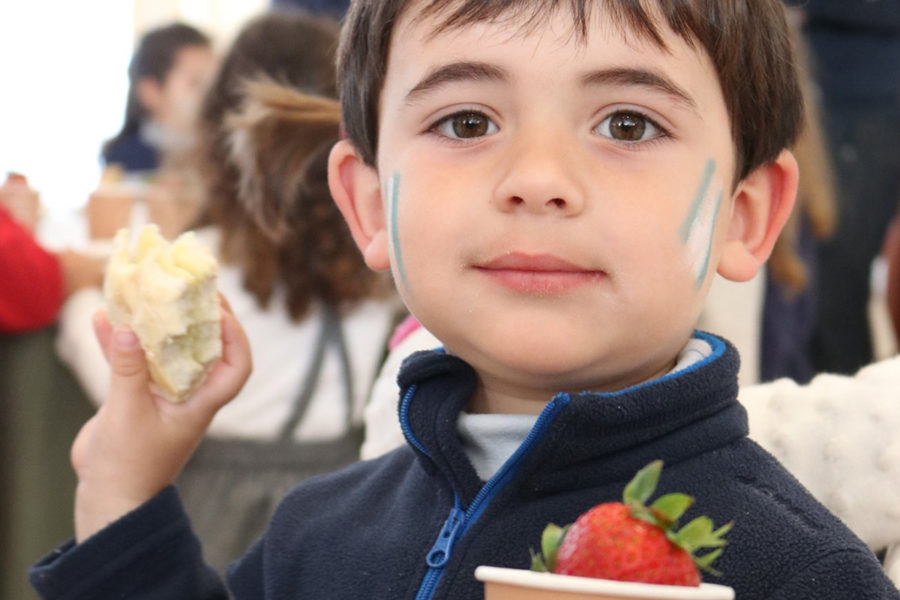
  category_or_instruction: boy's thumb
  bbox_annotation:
[108,327,149,390]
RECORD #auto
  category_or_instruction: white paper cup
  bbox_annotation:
[475,566,734,600]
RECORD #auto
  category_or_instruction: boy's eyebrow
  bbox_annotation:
[581,68,699,114]
[405,61,507,104]
[404,63,698,114]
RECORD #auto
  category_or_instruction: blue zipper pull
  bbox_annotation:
[426,506,465,567]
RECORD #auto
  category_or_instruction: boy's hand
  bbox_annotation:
[71,298,252,542]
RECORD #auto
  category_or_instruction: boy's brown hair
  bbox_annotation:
[337,0,803,184]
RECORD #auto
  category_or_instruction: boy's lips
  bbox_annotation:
[475,253,605,294]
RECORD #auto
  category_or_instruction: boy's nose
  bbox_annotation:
[492,136,585,216]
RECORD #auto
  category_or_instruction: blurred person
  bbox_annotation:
[55,10,400,571]
[0,197,104,335]
[1,172,103,600]
[101,23,214,174]
[785,0,900,375]
[757,20,837,384]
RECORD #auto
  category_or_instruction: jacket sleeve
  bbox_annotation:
[28,487,232,600]
[0,207,64,333]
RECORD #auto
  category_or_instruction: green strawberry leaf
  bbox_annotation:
[541,523,568,572]
[712,522,734,539]
[671,516,731,554]
[530,523,569,572]
[650,493,694,526]
[530,548,548,572]
[630,504,663,530]
[694,548,724,576]
[623,460,663,506]
[673,516,713,551]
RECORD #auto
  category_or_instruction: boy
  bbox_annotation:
[29,1,898,599]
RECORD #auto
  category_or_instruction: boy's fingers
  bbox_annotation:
[92,310,113,363]
[192,309,252,410]
[218,291,234,316]
[106,326,152,415]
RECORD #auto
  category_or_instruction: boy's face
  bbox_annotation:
[340,3,788,403]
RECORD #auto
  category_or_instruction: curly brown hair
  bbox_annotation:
[194,10,388,320]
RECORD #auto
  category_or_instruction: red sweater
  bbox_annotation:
[0,206,63,333]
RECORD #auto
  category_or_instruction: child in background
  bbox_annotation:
[757,22,837,384]
[29,1,898,599]
[101,23,214,174]
[0,205,103,334]
[175,10,398,569]
[55,10,399,572]
[0,173,105,333]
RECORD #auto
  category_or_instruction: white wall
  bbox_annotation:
[0,2,135,223]
[0,0,266,238]
[134,0,267,50]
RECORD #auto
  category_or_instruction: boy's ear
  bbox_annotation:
[717,149,799,282]
[327,139,391,271]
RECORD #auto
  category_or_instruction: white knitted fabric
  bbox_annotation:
[740,356,900,587]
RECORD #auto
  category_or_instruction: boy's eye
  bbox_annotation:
[431,111,498,140]
[595,111,664,143]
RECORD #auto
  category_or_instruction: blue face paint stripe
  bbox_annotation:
[679,158,716,243]
[693,189,723,286]
[389,172,412,294]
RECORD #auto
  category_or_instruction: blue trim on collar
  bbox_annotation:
[582,331,725,399]
[399,333,725,454]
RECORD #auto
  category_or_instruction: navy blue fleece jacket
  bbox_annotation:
[29,333,898,599]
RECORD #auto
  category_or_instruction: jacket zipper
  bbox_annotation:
[405,393,571,600]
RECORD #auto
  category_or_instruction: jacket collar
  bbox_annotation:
[397,332,747,506]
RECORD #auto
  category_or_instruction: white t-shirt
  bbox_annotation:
[56,226,400,442]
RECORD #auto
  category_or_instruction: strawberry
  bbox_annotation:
[531,460,731,586]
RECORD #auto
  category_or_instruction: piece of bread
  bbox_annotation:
[104,224,222,402]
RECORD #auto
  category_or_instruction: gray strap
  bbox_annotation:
[278,305,354,440]
[331,308,355,430]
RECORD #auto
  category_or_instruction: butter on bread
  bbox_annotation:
[104,224,222,402]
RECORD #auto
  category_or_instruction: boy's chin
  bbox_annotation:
[470,350,635,394]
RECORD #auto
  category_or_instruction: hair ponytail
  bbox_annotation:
[226,79,386,318]
[227,79,341,239]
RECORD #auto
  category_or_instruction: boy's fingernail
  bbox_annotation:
[114,328,139,349]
